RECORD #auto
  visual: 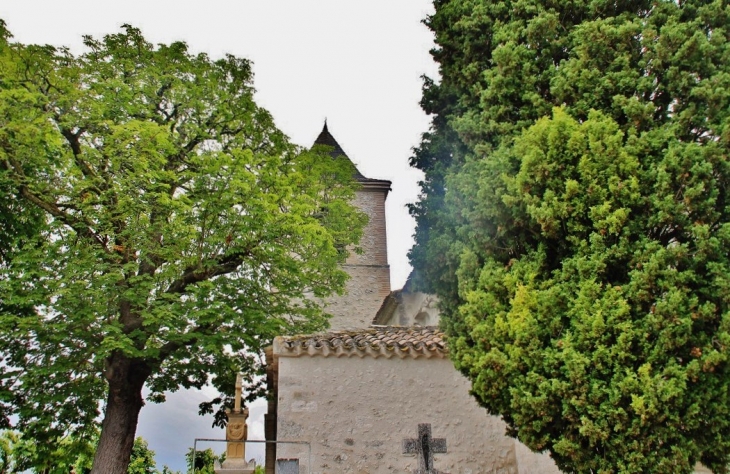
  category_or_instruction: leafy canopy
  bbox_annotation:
[0,22,365,471]
[185,446,220,474]
[411,1,730,473]
[0,431,172,474]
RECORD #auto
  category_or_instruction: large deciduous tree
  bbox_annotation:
[411,1,730,472]
[0,23,365,474]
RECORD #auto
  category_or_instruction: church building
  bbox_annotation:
[263,124,561,474]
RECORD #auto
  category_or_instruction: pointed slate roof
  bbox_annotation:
[312,122,390,186]
[313,122,348,158]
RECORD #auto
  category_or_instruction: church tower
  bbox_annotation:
[313,123,392,330]
[265,124,561,474]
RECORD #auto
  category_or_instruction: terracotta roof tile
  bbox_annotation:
[273,326,446,359]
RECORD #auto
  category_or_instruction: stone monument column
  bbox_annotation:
[215,374,255,474]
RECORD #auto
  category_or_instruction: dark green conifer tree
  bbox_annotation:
[411,1,730,472]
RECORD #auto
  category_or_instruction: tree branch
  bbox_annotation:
[153,322,215,365]
[165,248,255,295]
[1,155,110,253]
[18,184,110,252]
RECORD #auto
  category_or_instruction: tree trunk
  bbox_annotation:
[91,354,151,474]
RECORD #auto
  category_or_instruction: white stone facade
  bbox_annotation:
[272,349,559,474]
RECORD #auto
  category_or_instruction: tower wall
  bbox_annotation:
[327,187,391,330]
[346,189,389,266]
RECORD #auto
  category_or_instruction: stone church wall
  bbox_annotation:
[346,189,389,267]
[324,265,391,330]
[326,188,391,330]
[274,355,560,474]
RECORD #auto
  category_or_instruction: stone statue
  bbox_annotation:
[215,373,256,474]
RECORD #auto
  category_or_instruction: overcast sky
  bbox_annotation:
[0,1,437,470]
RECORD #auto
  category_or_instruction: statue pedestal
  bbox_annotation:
[215,400,255,474]
[214,374,255,474]
[214,458,256,474]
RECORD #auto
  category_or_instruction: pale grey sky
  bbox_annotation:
[0,1,437,470]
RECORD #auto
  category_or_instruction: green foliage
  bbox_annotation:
[0,23,365,472]
[0,432,164,474]
[185,447,220,474]
[0,430,20,474]
[411,1,730,473]
[128,437,158,474]
[0,428,96,474]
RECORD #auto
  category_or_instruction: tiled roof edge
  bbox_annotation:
[273,326,447,360]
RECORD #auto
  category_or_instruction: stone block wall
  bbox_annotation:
[274,356,560,474]
[326,187,391,330]
[375,290,440,327]
[347,189,389,266]
[325,265,391,330]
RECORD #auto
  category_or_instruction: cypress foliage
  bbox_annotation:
[410,1,730,472]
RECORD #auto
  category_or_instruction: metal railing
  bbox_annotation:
[192,437,312,473]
